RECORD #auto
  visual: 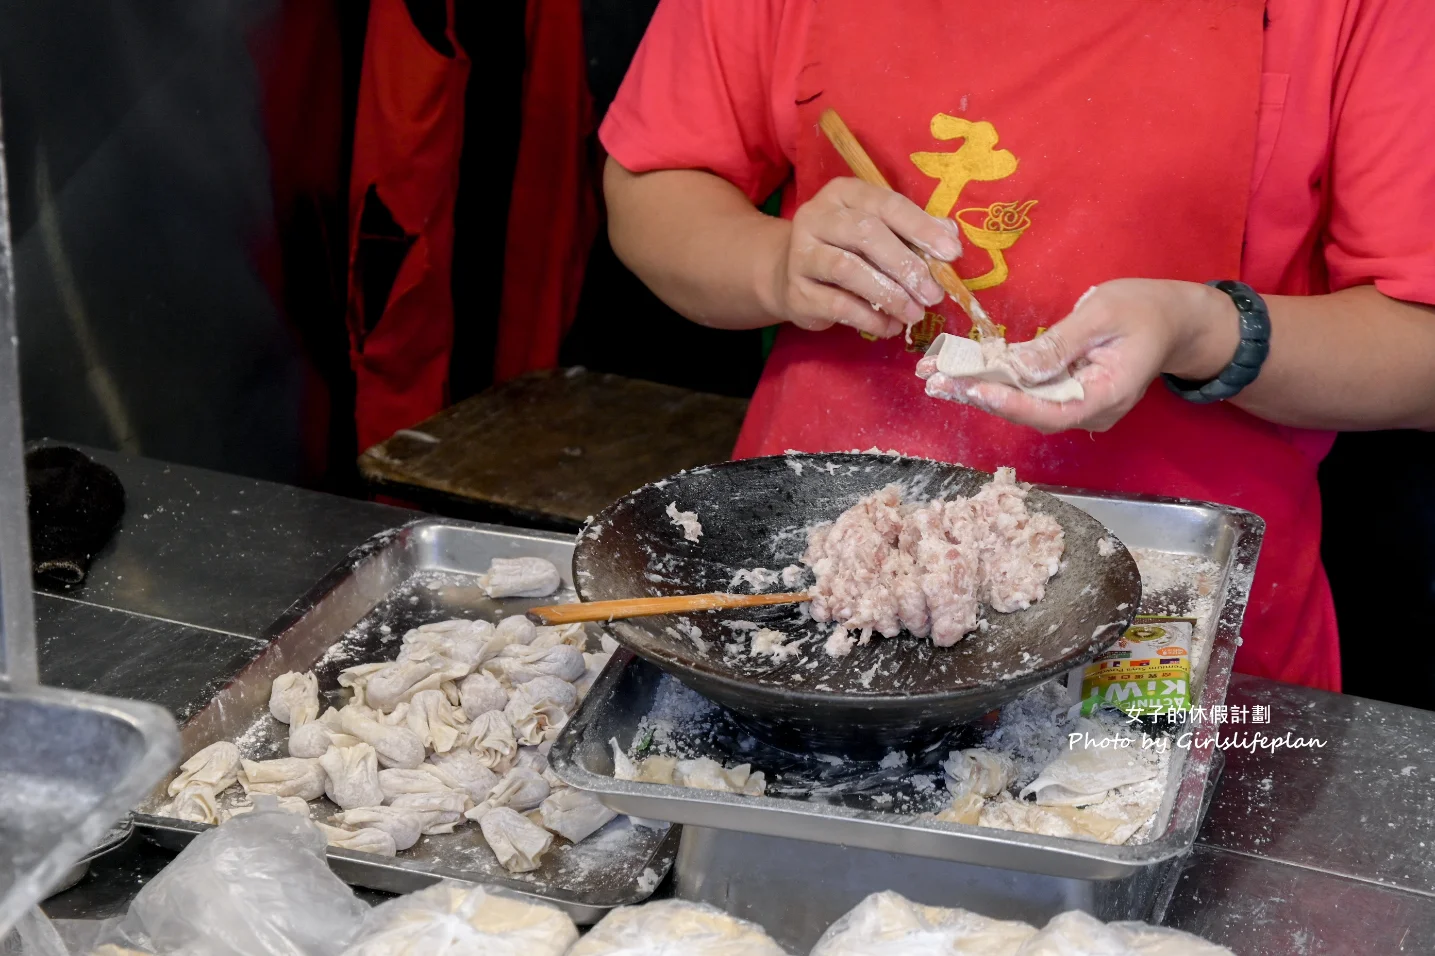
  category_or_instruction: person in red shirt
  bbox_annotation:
[597,0,1435,692]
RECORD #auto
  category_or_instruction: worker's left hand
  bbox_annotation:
[918,279,1239,434]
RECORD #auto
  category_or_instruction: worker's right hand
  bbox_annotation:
[764,178,963,339]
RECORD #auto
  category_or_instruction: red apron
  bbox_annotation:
[345,0,470,452]
[735,0,1340,690]
[493,0,600,383]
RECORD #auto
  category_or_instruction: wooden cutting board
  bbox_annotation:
[358,368,749,530]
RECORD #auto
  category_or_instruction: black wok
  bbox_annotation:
[573,453,1141,757]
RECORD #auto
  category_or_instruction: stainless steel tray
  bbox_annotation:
[551,488,1262,882]
[672,752,1225,953]
[133,519,679,924]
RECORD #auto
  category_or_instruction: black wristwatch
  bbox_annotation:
[1163,280,1270,405]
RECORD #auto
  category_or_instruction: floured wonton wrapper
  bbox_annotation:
[314,822,397,858]
[936,747,1017,824]
[459,671,509,719]
[479,806,554,873]
[378,767,452,802]
[480,556,562,598]
[924,332,1084,403]
[333,806,424,851]
[269,671,320,726]
[341,881,577,956]
[484,644,587,685]
[1019,721,1158,806]
[539,789,617,844]
[463,711,519,771]
[289,719,360,759]
[361,660,447,713]
[504,676,577,746]
[404,689,467,754]
[239,757,326,801]
[168,741,241,796]
[340,706,427,770]
[319,743,384,810]
[219,794,310,822]
[390,790,470,835]
[979,789,1162,847]
[466,767,549,822]
[425,749,501,802]
[673,758,766,796]
[569,900,786,956]
[165,784,220,825]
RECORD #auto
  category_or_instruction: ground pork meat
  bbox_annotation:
[803,468,1063,653]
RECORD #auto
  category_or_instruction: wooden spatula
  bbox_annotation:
[818,108,1002,341]
[527,591,809,625]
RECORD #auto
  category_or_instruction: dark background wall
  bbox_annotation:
[0,0,313,484]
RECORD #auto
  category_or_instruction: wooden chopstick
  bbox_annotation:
[527,592,810,626]
[817,109,1001,341]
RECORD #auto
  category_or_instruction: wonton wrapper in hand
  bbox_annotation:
[925,332,1085,403]
[810,891,1036,956]
[341,881,577,956]
[168,741,241,796]
[479,806,554,873]
[568,900,787,956]
[269,671,320,726]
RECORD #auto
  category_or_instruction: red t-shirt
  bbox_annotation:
[602,0,1435,311]
[600,0,1435,690]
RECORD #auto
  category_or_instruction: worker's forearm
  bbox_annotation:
[604,160,788,330]
[1224,286,1435,430]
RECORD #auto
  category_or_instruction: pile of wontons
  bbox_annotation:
[164,556,624,874]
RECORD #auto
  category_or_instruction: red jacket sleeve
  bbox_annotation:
[598,0,793,204]
[1323,0,1435,305]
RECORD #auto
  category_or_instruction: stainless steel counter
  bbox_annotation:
[33,448,1435,953]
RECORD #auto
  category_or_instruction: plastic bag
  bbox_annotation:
[569,900,788,956]
[91,804,368,956]
[340,881,576,956]
[1017,912,1234,955]
[809,893,1234,956]
[0,909,73,956]
[808,892,1035,955]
